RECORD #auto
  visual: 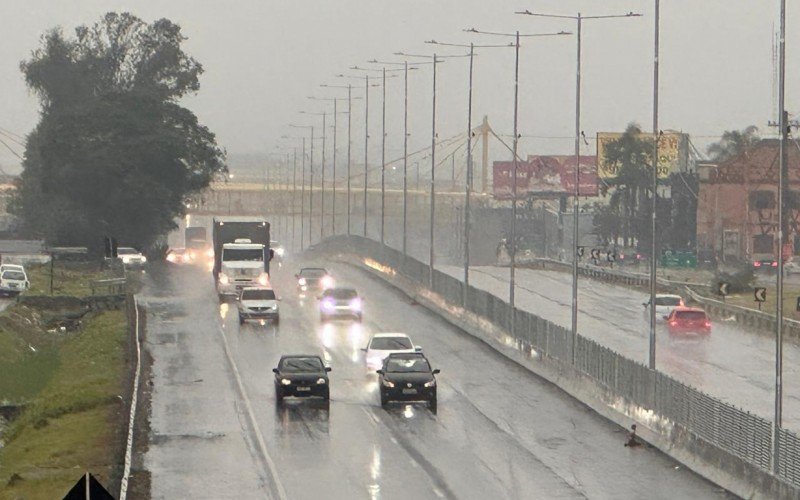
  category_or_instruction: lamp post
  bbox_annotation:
[465,28,571,334]
[517,8,642,362]
[289,123,315,246]
[424,39,516,305]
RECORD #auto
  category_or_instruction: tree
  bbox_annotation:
[12,13,225,253]
[706,126,760,163]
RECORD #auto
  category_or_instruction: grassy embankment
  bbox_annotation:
[0,262,129,499]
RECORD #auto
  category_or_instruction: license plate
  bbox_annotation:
[402,388,417,395]
[296,387,311,392]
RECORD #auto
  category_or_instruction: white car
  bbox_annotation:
[237,286,279,325]
[0,268,29,296]
[0,264,25,275]
[643,294,684,321]
[363,333,421,370]
[117,247,147,267]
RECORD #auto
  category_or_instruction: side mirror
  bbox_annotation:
[642,303,648,307]
[325,367,332,372]
[662,315,670,320]
[432,369,441,375]
[376,370,384,375]
[414,346,423,352]
[272,368,279,374]
[361,347,367,352]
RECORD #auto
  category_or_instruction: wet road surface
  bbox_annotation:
[440,264,800,432]
[142,257,728,499]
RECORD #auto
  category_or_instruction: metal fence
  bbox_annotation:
[323,234,800,489]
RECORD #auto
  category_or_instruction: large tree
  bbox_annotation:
[12,12,225,252]
[706,125,760,163]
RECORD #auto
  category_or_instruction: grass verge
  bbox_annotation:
[25,261,122,297]
[0,309,128,499]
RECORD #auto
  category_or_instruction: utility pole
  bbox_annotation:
[510,31,520,336]
[403,61,409,255]
[301,137,306,250]
[320,112,326,241]
[364,75,370,237]
[332,99,338,235]
[292,148,297,253]
[381,66,387,245]
[347,85,352,236]
[429,54,438,288]
[649,0,660,370]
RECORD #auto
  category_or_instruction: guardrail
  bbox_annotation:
[318,235,800,498]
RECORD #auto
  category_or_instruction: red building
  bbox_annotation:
[696,139,800,263]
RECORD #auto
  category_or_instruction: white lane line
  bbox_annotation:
[119,296,141,500]
[216,321,288,500]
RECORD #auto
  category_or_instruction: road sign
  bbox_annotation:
[591,248,601,260]
[754,287,767,302]
[577,246,585,258]
[63,472,114,500]
[717,282,731,296]
[606,251,616,263]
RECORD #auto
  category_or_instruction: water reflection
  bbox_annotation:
[219,302,229,320]
[368,445,381,500]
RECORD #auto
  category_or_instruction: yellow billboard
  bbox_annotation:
[596,132,687,179]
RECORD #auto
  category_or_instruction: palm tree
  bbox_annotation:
[706,126,760,162]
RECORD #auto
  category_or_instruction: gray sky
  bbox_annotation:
[0,0,793,173]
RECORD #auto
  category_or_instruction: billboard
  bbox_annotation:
[596,132,688,180]
[492,155,598,199]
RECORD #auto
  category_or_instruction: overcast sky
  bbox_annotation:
[0,0,795,174]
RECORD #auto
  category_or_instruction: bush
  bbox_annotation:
[712,265,754,294]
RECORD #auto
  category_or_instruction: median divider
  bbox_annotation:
[316,235,800,500]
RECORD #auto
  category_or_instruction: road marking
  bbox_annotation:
[119,296,141,500]
[216,321,288,500]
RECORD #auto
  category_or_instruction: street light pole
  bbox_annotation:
[332,98,338,235]
[430,54,437,288]
[301,137,306,250]
[403,61,409,256]
[510,32,520,335]
[364,75,370,237]
[517,8,641,364]
[381,66,387,246]
[321,112,326,241]
[649,1,661,370]
[347,85,352,236]
[464,44,474,306]
[773,0,787,475]
[292,147,297,253]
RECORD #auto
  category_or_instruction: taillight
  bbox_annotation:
[772,261,778,268]
[704,321,712,328]
[754,261,762,268]
[669,321,678,326]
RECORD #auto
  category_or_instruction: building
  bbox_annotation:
[696,139,800,263]
[492,155,598,200]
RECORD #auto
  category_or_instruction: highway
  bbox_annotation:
[439,264,800,432]
[141,256,726,499]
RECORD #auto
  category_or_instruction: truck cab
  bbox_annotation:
[217,238,270,298]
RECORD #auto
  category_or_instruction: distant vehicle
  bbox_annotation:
[166,248,193,265]
[271,240,285,262]
[643,294,684,321]
[363,333,421,370]
[753,257,778,272]
[319,287,362,322]
[238,287,279,325]
[185,226,208,251]
[0,268,29,296]
[296,267,334,293]
[273,355,330,403]
[117,247,147,267]
[211,217,272,286]
[377,352,439,410]
[784,259,800,275]
[666,306,711,334]
[216,239,270,298]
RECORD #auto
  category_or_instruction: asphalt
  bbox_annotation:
[141,255,729,499]
[439,264,800,432]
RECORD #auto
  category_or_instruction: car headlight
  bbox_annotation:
[275,248,285,257]
[321,276,334,289]
[166,254,177,263]
[219,274,230,285]
[140,256,147,263]
[322,299,336,312]
[424,380,436,388]
[382,379,395,388]
[206,248,214,258]
[298,278,307,286]
[349,298,362,311]
[258,273,269,286]
[121,256,131,264]
[280,378,292,385]
[316,378,327,384]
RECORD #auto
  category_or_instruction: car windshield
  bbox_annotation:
[222,248,263,261]
[675,311,707,321]
[117,248,138,255]
[2,271,25,280]
[279,357,323,373]
[370,337,412,350]
[326,289,357,300]
[300,268,327,278]
[242,289,275,300]
[655,296,681,306]
[385,357,430,373]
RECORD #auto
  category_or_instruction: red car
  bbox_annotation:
[666,306,711,333]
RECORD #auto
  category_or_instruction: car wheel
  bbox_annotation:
[322,388,330,401]
[429,395,437,412]
[380,390,388,407]
[275,389,284,403]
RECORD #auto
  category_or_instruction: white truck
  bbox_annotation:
[216,238,270,299]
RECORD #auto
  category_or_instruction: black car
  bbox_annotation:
[319,287,363,322]
[273,355,331,403]
[377,353,439,409]
[295,267,334,293]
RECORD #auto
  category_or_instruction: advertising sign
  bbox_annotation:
[596,132,687,180]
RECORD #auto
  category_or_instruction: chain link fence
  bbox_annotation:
[321,234,800,490]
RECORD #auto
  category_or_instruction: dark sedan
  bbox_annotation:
[273,355,331,403]
[377,353,439,410]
